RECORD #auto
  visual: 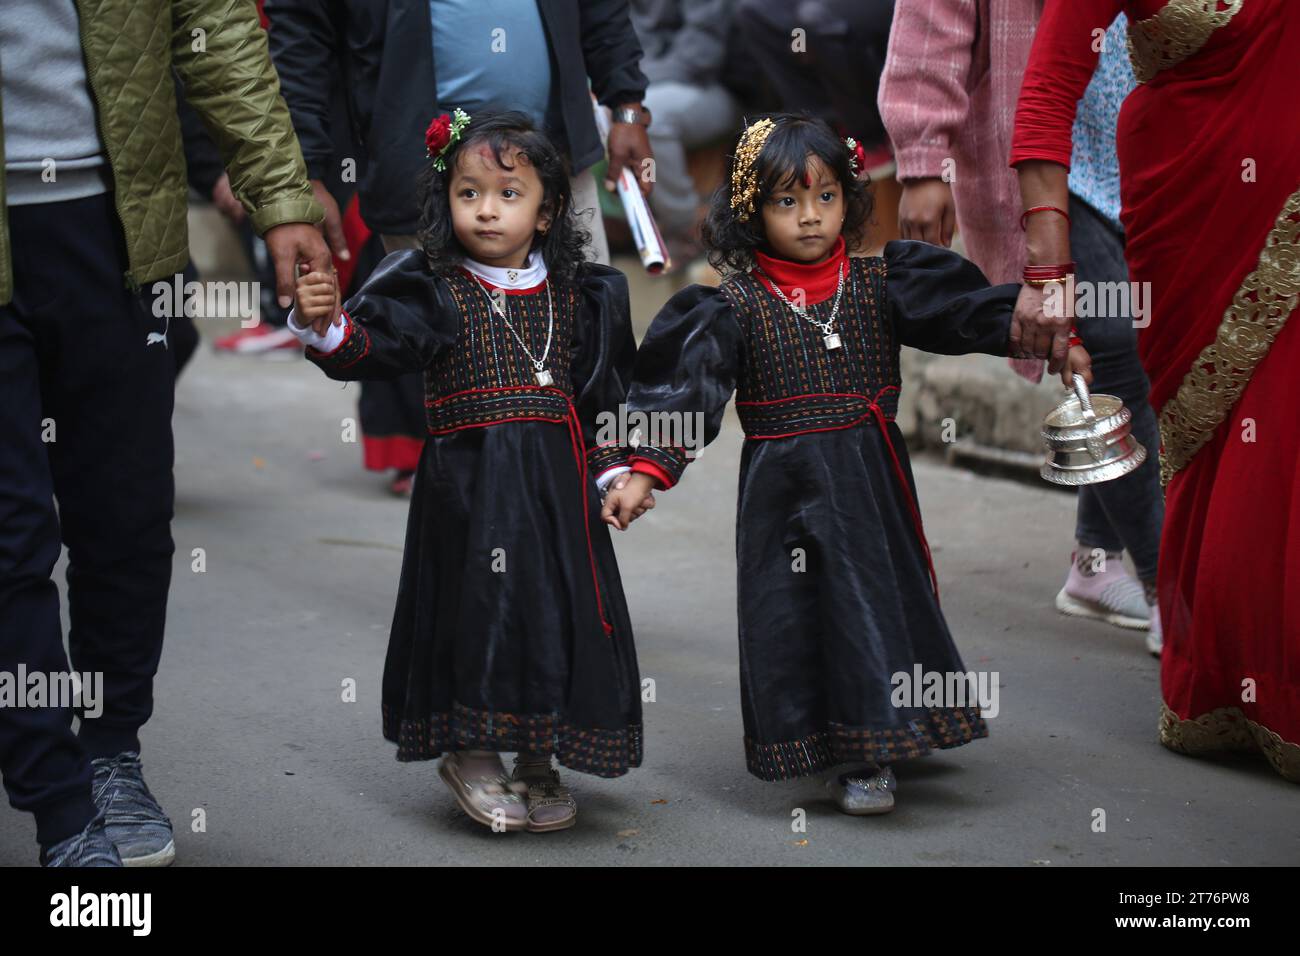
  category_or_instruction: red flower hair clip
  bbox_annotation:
[425,108,471,172]
[845,136,868,179]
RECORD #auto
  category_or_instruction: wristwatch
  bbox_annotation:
[613,105,652,128]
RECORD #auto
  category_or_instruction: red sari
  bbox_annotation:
[1013,0,1300,781]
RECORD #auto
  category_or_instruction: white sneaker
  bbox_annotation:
[1146,602,1163,657]
[1055,550,1149,630]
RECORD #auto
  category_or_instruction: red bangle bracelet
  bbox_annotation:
[1020,205,1071,231]
[1023,262,1076,280]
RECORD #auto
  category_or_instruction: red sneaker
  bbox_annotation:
[213,325,302,354]
[389,470,416,497]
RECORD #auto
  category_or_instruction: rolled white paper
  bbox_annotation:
[593,100,670,274]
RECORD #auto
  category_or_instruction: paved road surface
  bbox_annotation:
[3,281,1295,866]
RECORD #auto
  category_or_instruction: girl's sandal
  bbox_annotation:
[826,764,897,816]
[512,760,578,833]
[438,752,529,831]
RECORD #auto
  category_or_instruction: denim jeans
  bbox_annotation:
[1070,194,1163,582]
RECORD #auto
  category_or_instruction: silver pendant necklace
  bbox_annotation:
[472,273,555,386]
[759,260,847,350]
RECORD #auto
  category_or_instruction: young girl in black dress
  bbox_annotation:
[290,110,651,833]
[604,113,1091,813]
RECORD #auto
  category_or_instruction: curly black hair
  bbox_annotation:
[416,110,591,282]
[701,112,874,276]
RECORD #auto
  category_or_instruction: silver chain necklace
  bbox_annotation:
[758,260,847,350]
[471,273,555,386]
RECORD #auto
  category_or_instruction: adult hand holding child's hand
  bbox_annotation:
[1010,282,1072,374]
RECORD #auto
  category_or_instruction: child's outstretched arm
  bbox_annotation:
[607,282,745,525]
[884,240,1022,357]
[288,249,458,381]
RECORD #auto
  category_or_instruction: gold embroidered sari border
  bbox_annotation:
[1160,702,1300,782]
[1157,187,1300,486]
[1127,0,1244,84]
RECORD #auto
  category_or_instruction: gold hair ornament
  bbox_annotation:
[729,118,777,222]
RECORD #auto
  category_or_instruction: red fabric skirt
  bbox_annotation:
[362,434,425,472]
[1116,1,1300,778]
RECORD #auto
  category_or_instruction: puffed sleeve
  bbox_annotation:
[571,263,639,485]
[306,249,459,381]
[884,240,1018,355]
[624,284,745,490]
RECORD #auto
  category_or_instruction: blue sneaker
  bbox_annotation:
[91,751,175,867]
[40,811,123,867]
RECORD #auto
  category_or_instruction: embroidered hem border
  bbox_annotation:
[1159,702,1300,783]
[1158,187,1300,485]
[744,707,987,781]
[382,701,643,778]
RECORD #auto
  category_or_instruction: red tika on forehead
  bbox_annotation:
[466,142,533,170]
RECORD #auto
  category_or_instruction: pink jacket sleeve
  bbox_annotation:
[1010,0,1127,168]
[877,0,979,181]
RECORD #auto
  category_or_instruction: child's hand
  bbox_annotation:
[601,472,657,530]
[295,266,340,335]
[1061,343,1094,389]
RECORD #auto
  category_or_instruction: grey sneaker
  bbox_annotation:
[92,751,175,867]
[40,812,123,867]
[826,765,897,815]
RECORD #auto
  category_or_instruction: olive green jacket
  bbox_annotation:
[0,0,323,306]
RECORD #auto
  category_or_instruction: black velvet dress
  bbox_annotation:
[307,250,643,777]
[626,240,1018,781]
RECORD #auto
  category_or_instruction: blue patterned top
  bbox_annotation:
[1069,14,1135,228]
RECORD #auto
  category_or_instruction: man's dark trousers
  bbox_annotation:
[0,191,175,848]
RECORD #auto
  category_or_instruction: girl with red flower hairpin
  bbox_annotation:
[287,109,651,834]
[605,112,1091,815]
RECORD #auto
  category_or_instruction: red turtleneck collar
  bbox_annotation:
[753,235,847,304]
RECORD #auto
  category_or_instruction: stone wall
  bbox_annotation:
[898,349,1065,456]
